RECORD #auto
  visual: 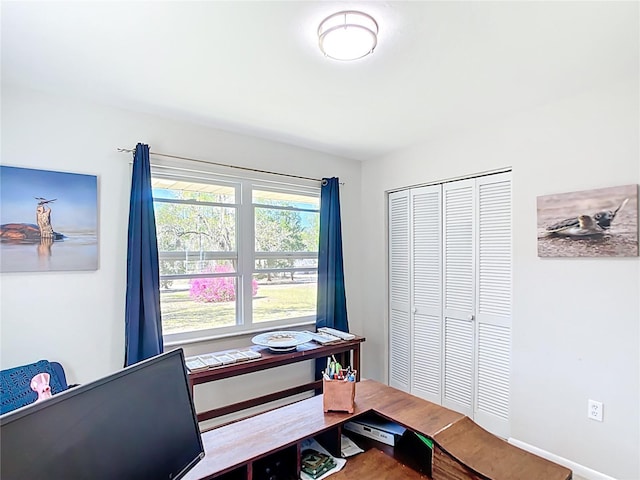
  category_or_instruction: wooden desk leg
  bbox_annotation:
[354,344,361,381]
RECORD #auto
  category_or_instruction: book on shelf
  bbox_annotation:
[301,449,336,478]
[299,438,346,480]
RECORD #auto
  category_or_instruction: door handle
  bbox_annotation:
[467,314,474,321]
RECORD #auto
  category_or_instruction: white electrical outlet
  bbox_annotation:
[588,399,603,421]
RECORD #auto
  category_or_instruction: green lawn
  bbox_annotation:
[161,281,316,334]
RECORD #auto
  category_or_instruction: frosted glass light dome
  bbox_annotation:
[318,11,378,61]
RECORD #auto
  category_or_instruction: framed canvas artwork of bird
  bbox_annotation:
[0,165,98,272]
[537,184,638,257]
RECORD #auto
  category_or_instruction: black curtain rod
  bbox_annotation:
[117,147,337,185]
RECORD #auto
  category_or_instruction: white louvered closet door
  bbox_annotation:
[387,172,511,438]
[388,190,411,392]
[474,172,512,438]
[442,179,476,417]
[410,186,442,403]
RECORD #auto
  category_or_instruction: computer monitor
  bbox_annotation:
[1,348,204,480]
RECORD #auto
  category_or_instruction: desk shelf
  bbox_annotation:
[342,427,432,477]
[184,380,572,480]
[205,424,428,480]
[188,337,365,423]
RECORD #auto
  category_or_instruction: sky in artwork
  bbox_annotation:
[1,166,98,232]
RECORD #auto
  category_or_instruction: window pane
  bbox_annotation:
[152,179,236,203]
[255,208,319,254]
[253,190,319,210]
[155,201,236,276]
[160,278,237,335]
[252,273,317,323]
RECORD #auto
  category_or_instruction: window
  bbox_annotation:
[152,169,320,342]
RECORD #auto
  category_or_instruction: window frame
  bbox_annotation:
[151,165,320,345]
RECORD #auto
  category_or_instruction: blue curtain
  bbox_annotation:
[315,178,348,380]
[316,177,348,332]
[124,143,163,366]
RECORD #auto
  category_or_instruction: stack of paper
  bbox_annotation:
[340,434,364,458]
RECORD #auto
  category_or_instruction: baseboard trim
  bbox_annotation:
[508,438,617,480]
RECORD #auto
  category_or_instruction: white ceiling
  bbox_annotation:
[1,1,637,161]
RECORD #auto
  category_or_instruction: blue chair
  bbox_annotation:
[0,360,69,415]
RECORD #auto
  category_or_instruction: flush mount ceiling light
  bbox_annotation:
[318,10,378,61]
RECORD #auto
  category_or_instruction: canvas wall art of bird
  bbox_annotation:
[542,198,629,238]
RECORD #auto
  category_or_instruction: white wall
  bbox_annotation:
[360,76,639,479]
[0,85,363,424]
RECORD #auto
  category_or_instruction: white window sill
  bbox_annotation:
[163,320,316,348]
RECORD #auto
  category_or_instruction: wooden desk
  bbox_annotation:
[183,379,572,480]
[188,336,365,422]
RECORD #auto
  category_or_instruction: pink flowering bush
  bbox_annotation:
[189,265,258,303]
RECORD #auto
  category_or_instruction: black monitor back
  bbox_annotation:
[0,349,204,480]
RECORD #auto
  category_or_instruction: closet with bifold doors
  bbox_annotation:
[388,171,512,438]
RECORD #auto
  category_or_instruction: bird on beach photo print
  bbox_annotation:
[537,184,638,257]
[0,165,98,272]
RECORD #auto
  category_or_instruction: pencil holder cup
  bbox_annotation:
[323,378,355,414]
